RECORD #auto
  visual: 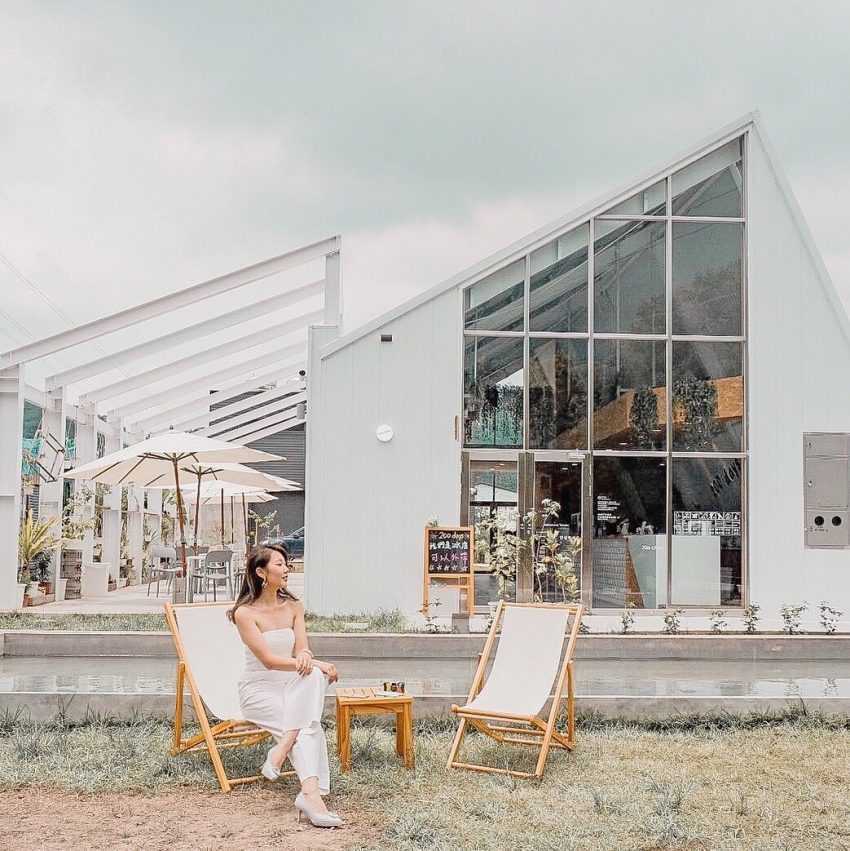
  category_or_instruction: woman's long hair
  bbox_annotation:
[227,544,298,623]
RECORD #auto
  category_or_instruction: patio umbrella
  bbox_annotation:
[65,432,283,589]
[180,483,275,547]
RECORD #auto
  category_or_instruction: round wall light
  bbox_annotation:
[376,424,394,443]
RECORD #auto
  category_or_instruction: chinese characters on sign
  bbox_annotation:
[673,511,741,536]
[426,528,472,574]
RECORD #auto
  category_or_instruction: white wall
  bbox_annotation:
[747,127,850,623]
[305,289,462,614]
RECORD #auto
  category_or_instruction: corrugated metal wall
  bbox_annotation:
[210,391,306,536]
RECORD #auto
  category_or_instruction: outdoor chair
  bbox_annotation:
[146,545,179,598]
[193,549,234,601]
[164,601,296,792]
[446,601,584,780]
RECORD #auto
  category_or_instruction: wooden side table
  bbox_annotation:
[335,687,414,772]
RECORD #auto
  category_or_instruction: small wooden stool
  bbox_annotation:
[335,687,414,772]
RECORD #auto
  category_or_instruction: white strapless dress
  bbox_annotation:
[237,627,330,793]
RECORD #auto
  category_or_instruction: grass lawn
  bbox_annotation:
[1,710,848,850]
[0,610,410,633]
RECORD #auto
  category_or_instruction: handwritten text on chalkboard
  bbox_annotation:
[426,528,472,574]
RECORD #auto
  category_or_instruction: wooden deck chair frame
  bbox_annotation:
[446,601,584,780]
[164,601,296,792]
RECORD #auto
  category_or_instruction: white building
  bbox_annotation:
[305,112,850,622]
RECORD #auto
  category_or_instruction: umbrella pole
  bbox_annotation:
[193,472,202,555]
[172,459,189,601]
[242,493,249,556]
[220,489,225,549]
[230,496,235,545]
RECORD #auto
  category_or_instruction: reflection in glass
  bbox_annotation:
[469,461,518,604]
[672,458,743,606]
[594,220,665,334]
[672,222,743,336]
[529,227,588,332]
[602,180,666,216]
[463,259,525,332]
[594,340,666,450]
[672,137,743,217]
[529,339,587,449]
[463,336,524,448]
[672,342,743,451]
[533,462,582,603]
[592,457,667,608]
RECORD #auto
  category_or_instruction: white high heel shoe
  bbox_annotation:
[261,747,281,781]
[294,792,343,828]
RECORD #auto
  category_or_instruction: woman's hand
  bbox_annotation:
[315,660,339,683]
[295,650,313,675]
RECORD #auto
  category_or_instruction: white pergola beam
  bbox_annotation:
[156,383,304,435]
[1,235,339,367]
[109,346,305,420]
[200,392,306,438]
[212,410,299,443]
[238,417,306,445]
[46,278,325,390]
[80,309,321,404]
[131,374,304,435]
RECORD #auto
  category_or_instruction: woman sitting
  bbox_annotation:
[229,544,343,828]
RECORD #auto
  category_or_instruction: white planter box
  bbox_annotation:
[55,578,68,602]
[80,562,110,598]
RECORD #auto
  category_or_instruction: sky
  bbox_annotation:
[1,2,849,400]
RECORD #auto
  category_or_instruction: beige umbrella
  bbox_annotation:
[180,483,275,547]
[65,432,283,591]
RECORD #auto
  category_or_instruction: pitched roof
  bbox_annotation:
[322,110,849,359]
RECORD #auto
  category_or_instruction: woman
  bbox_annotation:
[229,545,343,828]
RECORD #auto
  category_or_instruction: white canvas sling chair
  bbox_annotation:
[165,601,296,792]
[447,601,584,779]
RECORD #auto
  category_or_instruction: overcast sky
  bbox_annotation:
[1,2,849,395]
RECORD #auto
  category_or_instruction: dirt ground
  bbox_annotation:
[0,789,379,851]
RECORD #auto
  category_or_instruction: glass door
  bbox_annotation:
[531,455,585,604]
[465,456,519,606]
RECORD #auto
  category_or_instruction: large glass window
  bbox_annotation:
[592,457,667,608]
[464,337,524,448]
[529,338,588,449]
[672,138,743,217]
[672,341,743,452]
[594,220,666,334]
[602,179,666,217]
[463,259,525,332]
[529,226,588,332]
[672,222,743,336]
[672,458,743,606]
[594,340,666,450]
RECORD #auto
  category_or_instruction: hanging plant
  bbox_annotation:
[673,376,717,450]
[629,386,659,449]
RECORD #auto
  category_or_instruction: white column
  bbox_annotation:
[127,486,144,579]
[101,420,122,582]
[38,387,67,588]
[74,403,99,566]
[303,324,338,613]
[0,365,24,609]
[323,249,342,326]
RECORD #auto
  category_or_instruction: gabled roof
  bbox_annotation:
[323,110,850,358]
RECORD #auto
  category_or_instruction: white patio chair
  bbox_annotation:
[447,601,584,779]
[165,601,295,792]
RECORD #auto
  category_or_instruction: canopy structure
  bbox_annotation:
[0,236,341,609]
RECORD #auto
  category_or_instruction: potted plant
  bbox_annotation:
[18,511,59,607]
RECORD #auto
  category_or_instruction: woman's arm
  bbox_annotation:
[234,609,299,672]
[292,601,314,674]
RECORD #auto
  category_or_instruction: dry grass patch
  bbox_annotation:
[1,711,849,850]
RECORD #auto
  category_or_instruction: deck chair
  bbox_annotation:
[164,601,296,792]
[446,601,584,779]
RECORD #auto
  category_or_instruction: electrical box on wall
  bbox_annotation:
[804,433,850,548]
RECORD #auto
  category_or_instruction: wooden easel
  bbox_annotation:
[422,526,475,616]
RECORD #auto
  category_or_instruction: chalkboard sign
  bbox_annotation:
[424,526,473,575]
